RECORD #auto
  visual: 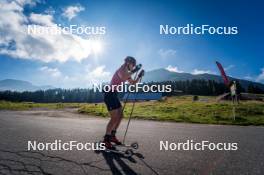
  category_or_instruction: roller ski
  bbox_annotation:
[99,139,136,158]
[110,135,139,150]
[114,142,139,149]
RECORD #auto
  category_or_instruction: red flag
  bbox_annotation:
[216,61,229,86]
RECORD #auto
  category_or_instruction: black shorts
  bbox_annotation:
[104,91,122,111]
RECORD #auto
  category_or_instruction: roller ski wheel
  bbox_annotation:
[124,149,133,157]
[130,142,139,149]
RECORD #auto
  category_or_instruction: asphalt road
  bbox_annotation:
[0,109,263,175]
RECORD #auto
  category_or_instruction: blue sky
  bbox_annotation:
[0,0,263,88]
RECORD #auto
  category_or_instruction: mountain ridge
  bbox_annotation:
[143,68,264,90]
[0,79,54,92]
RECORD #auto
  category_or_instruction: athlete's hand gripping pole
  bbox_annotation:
[131,64,142,73]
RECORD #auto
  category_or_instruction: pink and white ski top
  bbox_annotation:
[110,65,131,90]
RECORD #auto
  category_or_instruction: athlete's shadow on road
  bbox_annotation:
[95,150,159,175]
[101,151,137,175]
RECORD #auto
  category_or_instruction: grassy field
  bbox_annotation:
[78,96,264,126]
[1,96,264,125]
[0,100,81,110]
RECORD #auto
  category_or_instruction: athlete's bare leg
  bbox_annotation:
[105,108,120,135]
[113,107,123,131]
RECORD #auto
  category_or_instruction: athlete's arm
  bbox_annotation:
[117,64,133,80]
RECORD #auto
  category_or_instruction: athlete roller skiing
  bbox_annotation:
[103,56,144,149]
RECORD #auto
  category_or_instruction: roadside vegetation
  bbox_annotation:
[1,96,264,125]
[0,101,81,110]
[78,96,264,126]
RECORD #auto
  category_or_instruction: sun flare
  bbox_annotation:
[91,40,103,55]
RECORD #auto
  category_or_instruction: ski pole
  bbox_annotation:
[123,76,142,144]
[121,69,140,114]
[120,70,139,144]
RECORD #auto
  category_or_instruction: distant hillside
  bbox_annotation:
[0,79,54,92]
[143,68,264,90]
